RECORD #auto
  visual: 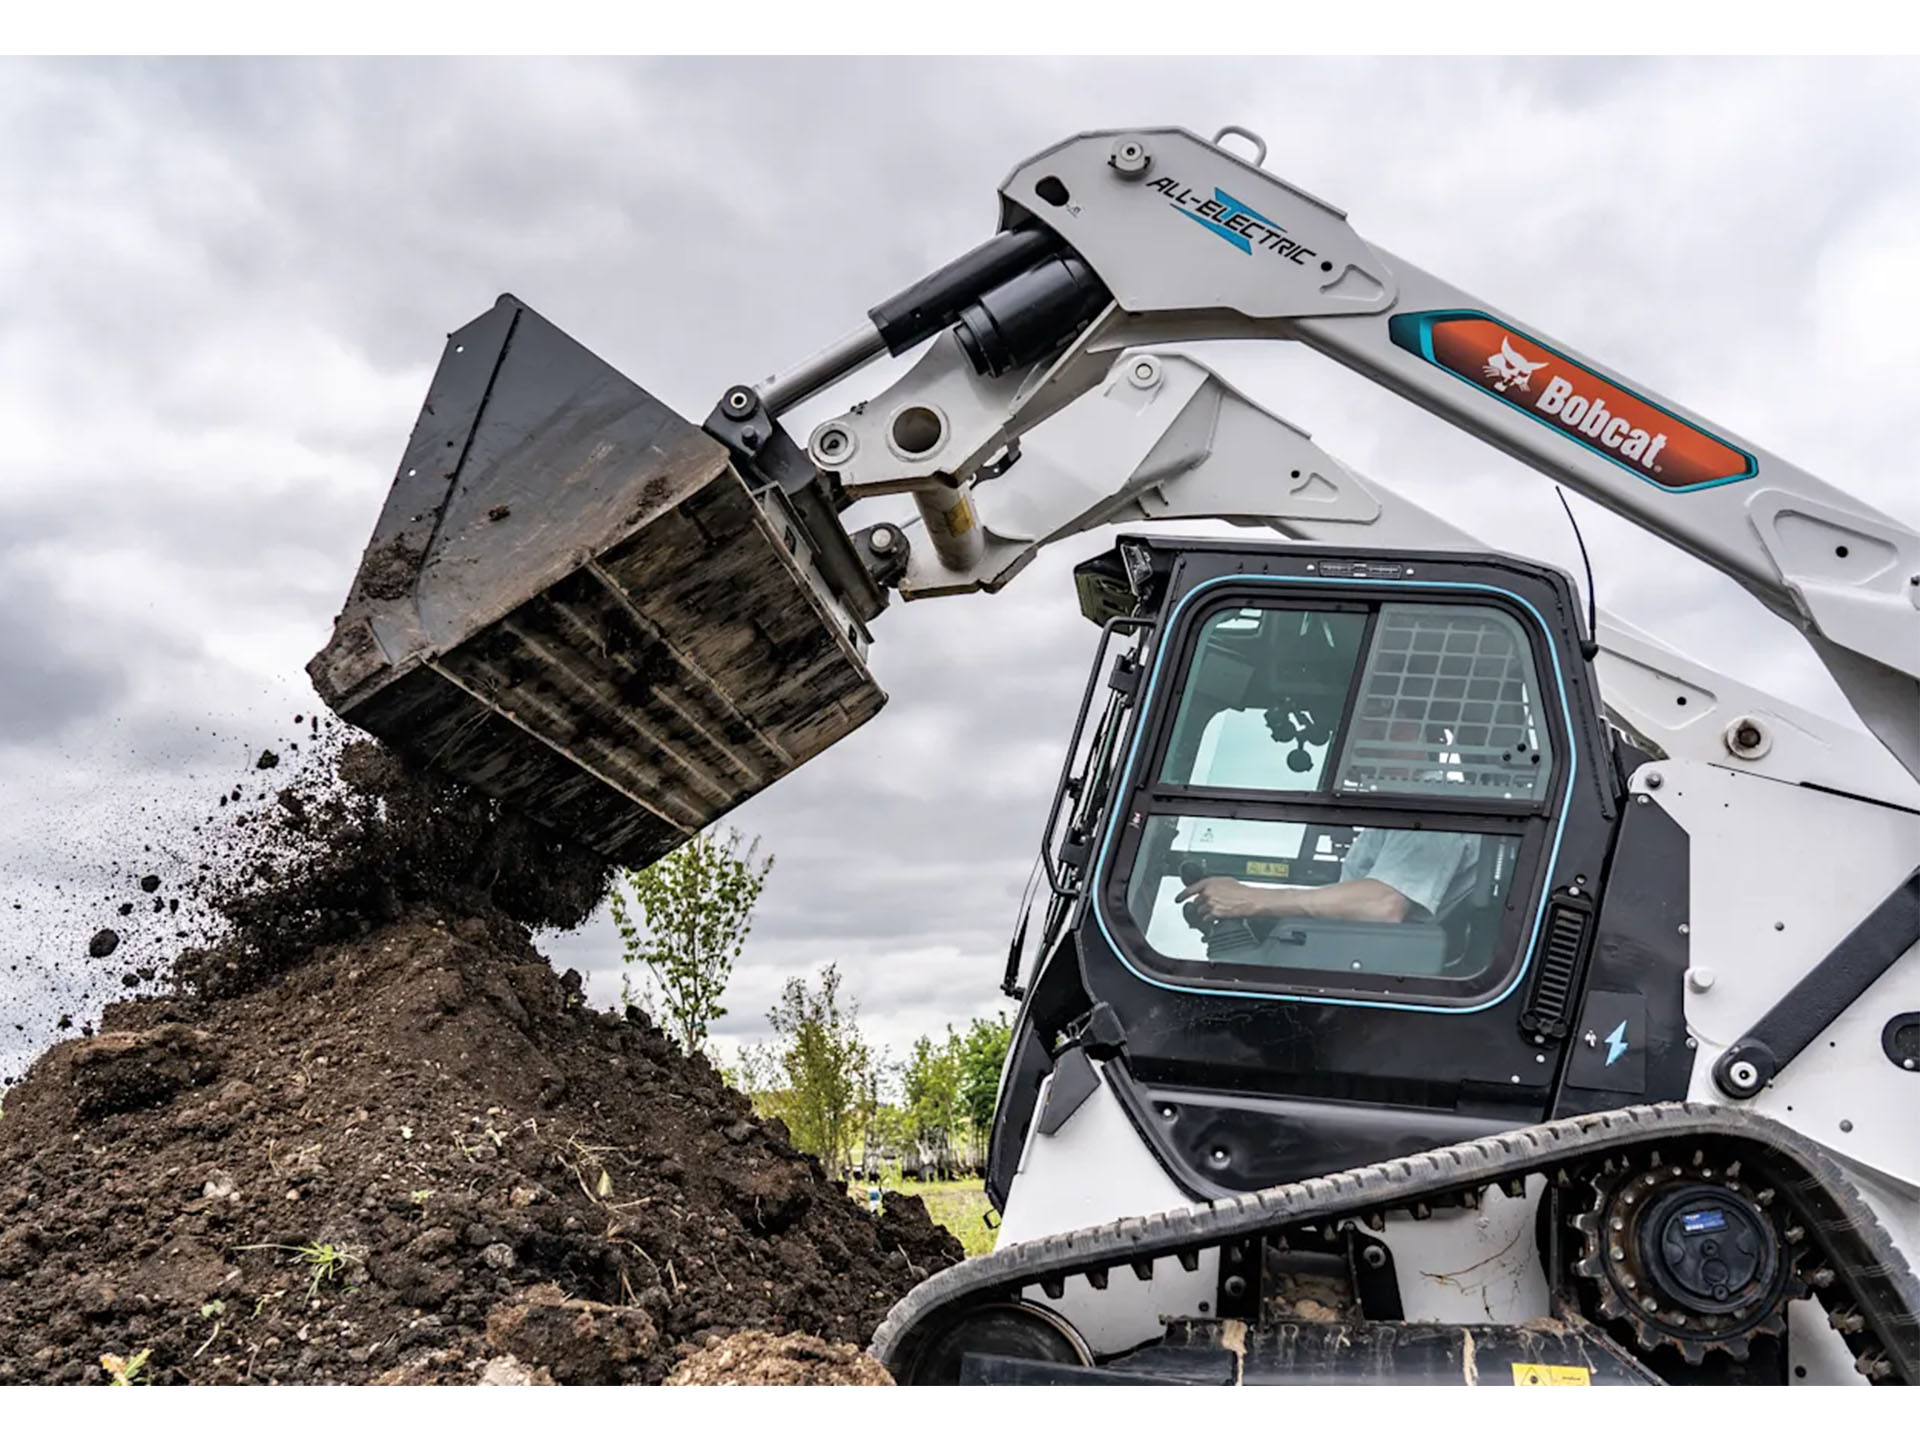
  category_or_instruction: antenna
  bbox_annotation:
[1555,487,1600,661]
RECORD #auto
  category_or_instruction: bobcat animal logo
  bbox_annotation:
[1483,336,1548,394]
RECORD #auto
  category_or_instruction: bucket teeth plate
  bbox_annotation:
[308,295,886,867]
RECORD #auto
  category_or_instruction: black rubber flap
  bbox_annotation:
[308,295,886,867]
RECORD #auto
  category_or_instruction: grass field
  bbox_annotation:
[852,1177,999,1257]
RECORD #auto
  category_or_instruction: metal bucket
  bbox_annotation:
[308,296,886,868]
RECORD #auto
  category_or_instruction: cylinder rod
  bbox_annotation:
[913,481,986,575]
[756,320,889,417]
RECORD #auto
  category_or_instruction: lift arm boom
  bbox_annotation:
[774,126,1920,786]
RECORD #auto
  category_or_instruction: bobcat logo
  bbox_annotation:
[1483,336,1548,394]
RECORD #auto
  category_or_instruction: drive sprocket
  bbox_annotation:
[1570,1147,1808,1366]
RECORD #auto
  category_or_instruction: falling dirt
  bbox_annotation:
[0,733,959,1384]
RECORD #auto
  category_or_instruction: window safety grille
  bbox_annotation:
[1335,604,1553,799]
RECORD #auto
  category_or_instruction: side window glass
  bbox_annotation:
[1335,604,1554,800]
[1159,608,1367,793]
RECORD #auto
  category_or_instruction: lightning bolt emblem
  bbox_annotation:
[1604,1021,1629,1067]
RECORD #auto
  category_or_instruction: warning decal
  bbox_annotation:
[1511,1362,1593,1386]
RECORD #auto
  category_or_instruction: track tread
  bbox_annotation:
[870,1102,1919,1384]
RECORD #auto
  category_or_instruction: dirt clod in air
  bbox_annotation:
[0,734,958,1384]
[87,928,120,960]
[255,750,279,770]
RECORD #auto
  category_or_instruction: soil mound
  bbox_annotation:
[0,740,958,1384]
[664,1330,893,1385]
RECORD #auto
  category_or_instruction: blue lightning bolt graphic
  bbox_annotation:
[1172,188,1285,254]
[1604,1021,1629,1067]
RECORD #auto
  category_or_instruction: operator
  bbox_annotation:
[1176,828,1479,925]
[1177,716,1480,927]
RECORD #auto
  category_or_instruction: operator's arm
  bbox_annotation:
[1178,875,1411,924]
[1178,830,1475,925]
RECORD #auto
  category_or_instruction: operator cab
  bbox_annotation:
[990,535,1687,1210]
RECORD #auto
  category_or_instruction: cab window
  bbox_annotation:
[1111,594,1557,1002]
[1158,603,1553,800]
[1336,604,1553,801]
[1159,608,1366,791]
[1123,813,1520,983]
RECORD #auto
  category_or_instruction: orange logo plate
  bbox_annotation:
[1389,311,1754,492]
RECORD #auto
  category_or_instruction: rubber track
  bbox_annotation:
[871,1102,1920,1384]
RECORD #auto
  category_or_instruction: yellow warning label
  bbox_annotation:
[944,498,975,538]
[1245,860,1291,878]
[1510,1363,1591,1387]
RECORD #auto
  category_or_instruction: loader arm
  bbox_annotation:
[783,126,1920,788]
[816,343,1920,807]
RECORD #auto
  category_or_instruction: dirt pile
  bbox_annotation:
[0,737,961,1384]
[664,1330,893,1385]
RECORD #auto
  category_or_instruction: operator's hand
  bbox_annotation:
[1176,876,1268,919]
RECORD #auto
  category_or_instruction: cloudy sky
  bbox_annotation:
[5,57,1919,1081]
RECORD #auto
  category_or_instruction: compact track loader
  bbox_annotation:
[311,125,1920,1385]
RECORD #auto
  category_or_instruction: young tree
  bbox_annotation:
[864,1099,912,1168]
[903,1029,963,1158]
[854,1047,898,1174]
[607,827,772,1055]
[761,963,871,1172]
[956,1014,1014,1137]
[893,1016,1014,1175]
[724,1038,785,1100]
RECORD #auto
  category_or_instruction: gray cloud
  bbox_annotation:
[5,57,1920,1078]
[0,554,128,744]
